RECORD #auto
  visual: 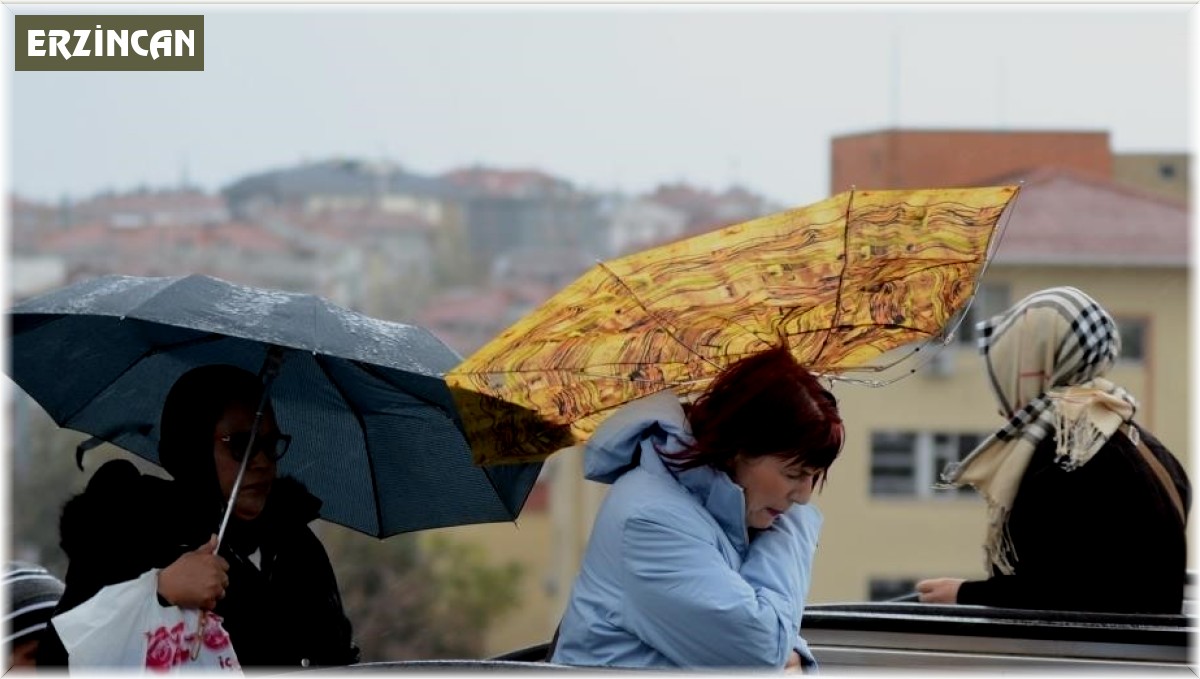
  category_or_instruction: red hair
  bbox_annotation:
[664,347,844,487]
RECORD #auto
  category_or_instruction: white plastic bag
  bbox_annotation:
[52,569,241,673]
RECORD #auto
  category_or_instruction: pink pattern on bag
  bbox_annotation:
[145,616,238,672]
[201,613,232,651]
[145,622,187,672]
[144,626,176,671]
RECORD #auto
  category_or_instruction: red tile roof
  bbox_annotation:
[418,288,514,325]
[10,194,53,212]
[417,284,555,326]
[36,222,110,251]
[416,283,558,355]
[200,223,293,253]
[36,222,293,255]
[75,190,224,213]
[648,183,772,232]
[981,168,1188,267]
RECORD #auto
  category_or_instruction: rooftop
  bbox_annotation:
[983,168,1188,267]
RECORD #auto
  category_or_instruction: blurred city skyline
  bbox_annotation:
[8,4,1191,206]
[6,3,1193,659]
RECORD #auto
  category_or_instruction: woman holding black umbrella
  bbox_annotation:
[39,364,360,669]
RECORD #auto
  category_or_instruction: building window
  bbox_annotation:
[955,283,1011,345]
[869,577,918,602]
[1113,317,1147,362]
[869,432,917,496]
[870,430,983,498]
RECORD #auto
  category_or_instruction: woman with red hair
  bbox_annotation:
[551,346,843,670]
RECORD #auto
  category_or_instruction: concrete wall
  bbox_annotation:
[1113,154,1190,205]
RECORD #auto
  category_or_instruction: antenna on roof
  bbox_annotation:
[379,141,393,170]
[996,56,1007,130]
[889,21,900,128]
[179,154,191,191]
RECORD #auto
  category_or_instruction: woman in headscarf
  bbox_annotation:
[916,287,1189,613]
[550,346,843,669]
[38,364,359,668]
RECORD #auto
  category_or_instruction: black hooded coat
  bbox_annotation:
[37,458,360,668]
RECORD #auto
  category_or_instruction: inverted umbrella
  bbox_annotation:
[447,185,1020,465]
[7,274,542,537]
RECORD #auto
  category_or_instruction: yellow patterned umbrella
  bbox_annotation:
[447,185,1020,465]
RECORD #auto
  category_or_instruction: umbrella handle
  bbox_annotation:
[214,346,286,552]
[191,611,207,660]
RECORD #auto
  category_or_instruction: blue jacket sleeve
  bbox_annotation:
[618,504,822,668]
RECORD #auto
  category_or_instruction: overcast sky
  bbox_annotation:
[6,4,1192,206]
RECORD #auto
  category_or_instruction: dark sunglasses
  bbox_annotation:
[219,431,291,463]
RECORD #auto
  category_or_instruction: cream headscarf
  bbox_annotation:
[941,286,1137,574]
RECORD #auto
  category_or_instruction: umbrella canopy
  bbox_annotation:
[447,185,1020,465]
[8,274,542,538]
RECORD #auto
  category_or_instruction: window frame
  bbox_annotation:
[870,430,985,500]
[1111,314,1150,364]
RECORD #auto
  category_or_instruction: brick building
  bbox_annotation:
[830,129,1114,193]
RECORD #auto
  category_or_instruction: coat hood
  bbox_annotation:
[581,390,752,555]
[582,390,691,484]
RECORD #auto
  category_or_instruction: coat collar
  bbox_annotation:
[582,391,751,554]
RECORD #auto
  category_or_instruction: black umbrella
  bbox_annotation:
[7,274,542,538]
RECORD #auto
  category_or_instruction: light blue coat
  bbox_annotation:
[551,391,822,669]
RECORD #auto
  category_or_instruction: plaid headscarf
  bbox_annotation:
[3,562,65,646]
[940,286,1137,574]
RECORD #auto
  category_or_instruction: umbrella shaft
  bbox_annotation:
[214,395,266,551]
[214,348,283,553]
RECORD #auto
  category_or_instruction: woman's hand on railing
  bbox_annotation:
[915,578,965,604]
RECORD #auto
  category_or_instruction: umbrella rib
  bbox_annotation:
[312,355,385,539]
[594,261,723,371]
[477,466,516,520]
[320,512,394,540]
[483,463,535,521]
[117,274,193,320]
[969,186,1019,295]
[812,190,855,364]
[612,247,787,349]
[476,457,524,521]
[308,295,321,357]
